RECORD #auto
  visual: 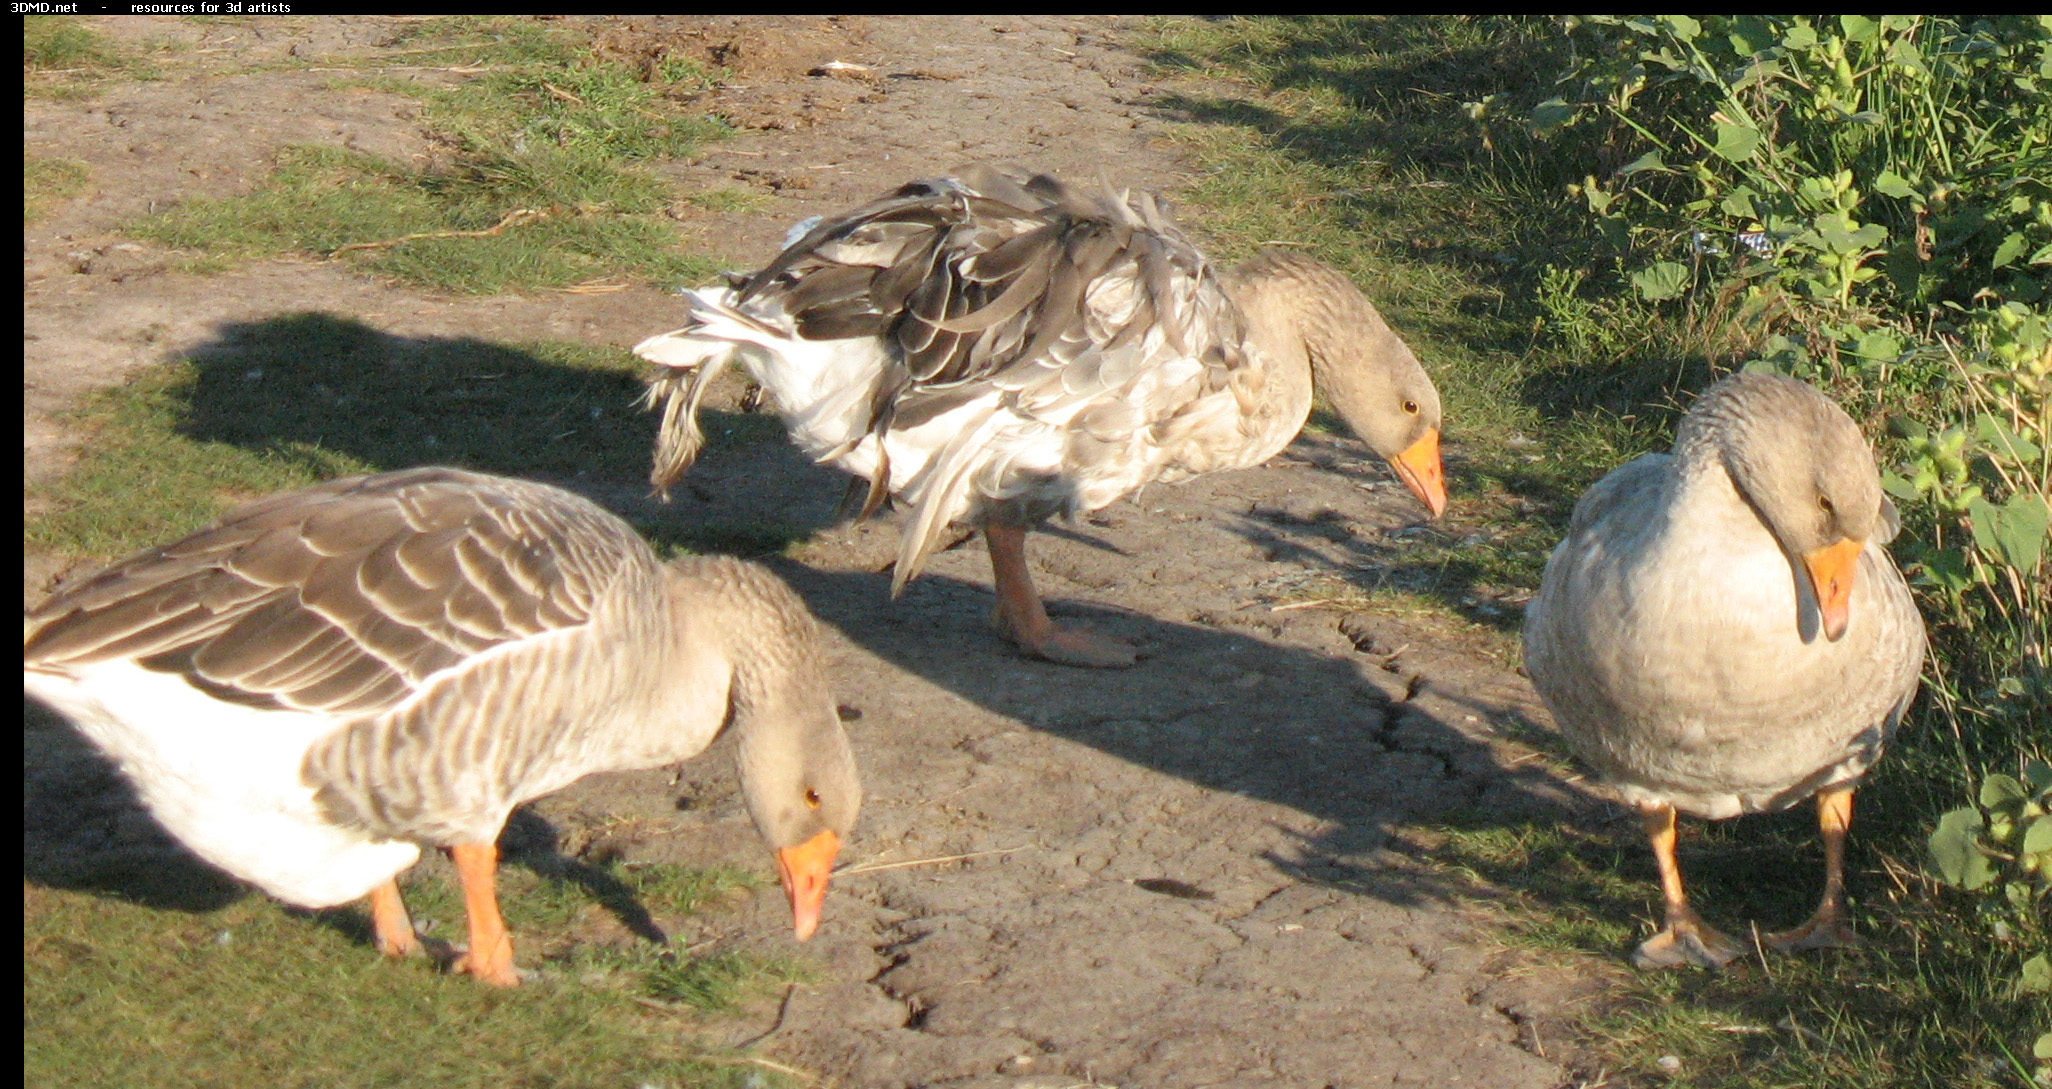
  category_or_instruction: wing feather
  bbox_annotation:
[641,166,1252,551]
[24,469,651,720]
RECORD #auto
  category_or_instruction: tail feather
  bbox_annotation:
[634,291,796,499]
[890,408,1003,596]
[640,360,727,499]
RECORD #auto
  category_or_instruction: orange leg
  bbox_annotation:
[1765,787,1860,953]
[1631,802,1746,970]
[985,522,1136,668]
[368,878,416,958]
[449,842,519,986]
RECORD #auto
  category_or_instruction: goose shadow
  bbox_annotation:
[86,310,852,555]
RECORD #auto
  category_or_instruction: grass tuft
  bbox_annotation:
[23,14,130,71]
[125,18,729,293]
[24,155,90,225]
[23,15,156,95]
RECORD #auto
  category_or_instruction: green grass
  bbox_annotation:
[1422,806,2049,1088]
[24,156,90,225]
[24,864,800,1088]
[1136,15,2050,1087]
[23,14,120,69]
[24,315,665,563]
[22,15,161,98]
[125,17,728,293]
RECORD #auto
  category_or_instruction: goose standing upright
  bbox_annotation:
[1522,373,1925,969]
[24,468,861,985]
[635,165,1447,668]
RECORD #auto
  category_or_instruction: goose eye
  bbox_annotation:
[1817,495,1834,516]
[1402,399,1419,415]
[804,788,821,810]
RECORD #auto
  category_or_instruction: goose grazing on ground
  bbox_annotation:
[1522,373,1925,969]
[23,467,861,986]
[635,164,1447,668]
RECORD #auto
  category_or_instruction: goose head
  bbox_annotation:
[1679,373,1889,642]
[1229,251,1447,517]
[673,559,862,941]
[737,685,860,942]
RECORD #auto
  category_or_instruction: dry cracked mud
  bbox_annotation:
[24,16,1615,1088]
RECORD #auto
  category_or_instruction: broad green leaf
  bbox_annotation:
[2036,1030,2052,1061]
[1975,412,2044,463]
[1874,171,1919,201]
[2024,814,2052,856]
[2025,760,2052,794]
[1530,97,1575,132]
[1982,774,2031,811]
[2021,953,2052,994]
[1658,14,1702,40]
[1782,23,1818,51]
[1967,494,2050,572]
[1912,549,1978,590]
[1992,231,2027,268]
[1618,151,1667,175]
[1840,15,1879,42]
[1881,471,1921,501]
[1812,213,1887,254]
[1713,121,1762,162]
[1853,330,1903,361]
[1630,261,1691,302]
[1885,35,1928,74]
[1720,188,1758,218]
[1929,807,1996,889]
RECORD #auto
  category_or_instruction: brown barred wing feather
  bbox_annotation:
[23,468,641,720]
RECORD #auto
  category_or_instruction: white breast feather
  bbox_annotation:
[26,660,420,907]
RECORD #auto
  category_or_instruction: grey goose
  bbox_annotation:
[636,164,1447,668]
[1523,373,1925,968]
[24,467,861,985]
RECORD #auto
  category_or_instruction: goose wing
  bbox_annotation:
[23,468,648,718]
[747,165,1245,432]
[739,166,1250,575]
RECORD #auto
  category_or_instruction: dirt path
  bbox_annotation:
[25,16,1600,1088]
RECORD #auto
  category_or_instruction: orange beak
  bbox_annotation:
[1387,428,1447,518]
[1802,537,1864,642]
[773,829,841,941]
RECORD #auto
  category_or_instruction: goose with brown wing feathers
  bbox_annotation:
[636,165,1447,668]
[24,468,861,985]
